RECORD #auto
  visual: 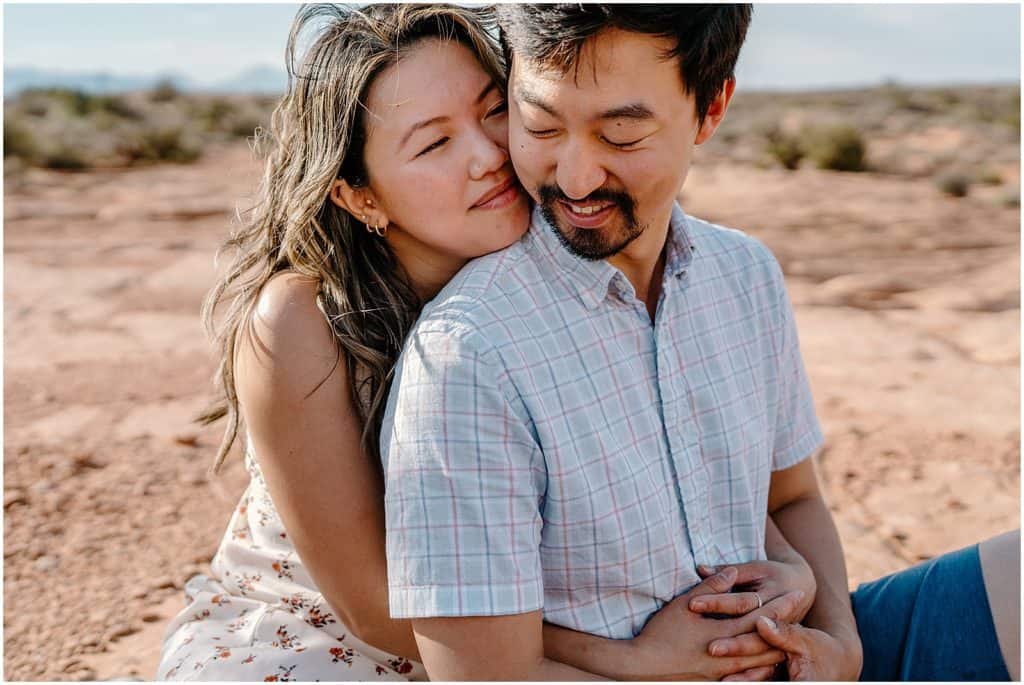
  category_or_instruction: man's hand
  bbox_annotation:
[689,558,816,624]
[720,617,862,682]
[628,567,806,681]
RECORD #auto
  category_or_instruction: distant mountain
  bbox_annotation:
[209,65,288,94]
[3,65,287,98]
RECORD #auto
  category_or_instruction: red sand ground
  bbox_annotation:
[4,143,1019,680]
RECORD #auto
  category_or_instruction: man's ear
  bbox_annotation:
[694,78,737,145]
[329,179,385,226]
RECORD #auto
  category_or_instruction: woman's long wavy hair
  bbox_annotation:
[200,4,506,473]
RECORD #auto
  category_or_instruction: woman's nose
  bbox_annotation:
[469,132,509,180]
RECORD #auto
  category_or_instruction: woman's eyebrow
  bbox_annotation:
[400,116,449,150]
[399,115,448,150]
[399,81,497,152]
[475,80,498,104]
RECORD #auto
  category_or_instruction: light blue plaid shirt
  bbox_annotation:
[381,204,823,639]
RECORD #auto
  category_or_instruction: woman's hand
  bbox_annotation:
[669,557,815,680]
[626,566,806,681]
[690,556,817,625]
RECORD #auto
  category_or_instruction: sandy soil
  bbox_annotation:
[3,142,1019,680]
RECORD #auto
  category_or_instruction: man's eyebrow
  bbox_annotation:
[513,86,558,117]
[599,103,655,121]
[513,88,654,123]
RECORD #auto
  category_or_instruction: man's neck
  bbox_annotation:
[606,207,672,316]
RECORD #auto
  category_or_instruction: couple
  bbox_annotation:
[159,4,1019,681]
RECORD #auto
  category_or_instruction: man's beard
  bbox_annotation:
[537,184,646,261]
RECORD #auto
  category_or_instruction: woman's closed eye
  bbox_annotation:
[416,136,450,158]
[485,100,508,118]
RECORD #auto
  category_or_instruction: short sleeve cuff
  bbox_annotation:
[772,423,825,472]
[389,580,544,619]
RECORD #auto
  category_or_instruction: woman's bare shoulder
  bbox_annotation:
[237,271,347,399]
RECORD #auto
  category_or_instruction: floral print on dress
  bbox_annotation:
[157,449,427,681]
[330,646,356,666]
[235,572,261,596]
[272,625,306,652]
[271,557,294,581]
[264,664,297,681]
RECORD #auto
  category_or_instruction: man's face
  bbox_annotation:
[508,28,722,260]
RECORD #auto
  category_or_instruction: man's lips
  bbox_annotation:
[471,177,517,209]
[556,200,616,228]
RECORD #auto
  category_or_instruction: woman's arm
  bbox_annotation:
[540,568,799,680]
[233,272,419,660]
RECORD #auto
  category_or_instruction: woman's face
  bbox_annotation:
[360,38,529,263]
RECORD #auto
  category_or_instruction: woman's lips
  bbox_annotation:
[471,179,522,211]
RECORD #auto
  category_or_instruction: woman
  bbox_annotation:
[157,4,815,681]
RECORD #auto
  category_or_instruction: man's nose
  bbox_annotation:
[555,139,607,201]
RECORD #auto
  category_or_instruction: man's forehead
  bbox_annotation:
[512,29,679,98]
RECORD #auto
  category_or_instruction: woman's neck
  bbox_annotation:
[387,232,466,302]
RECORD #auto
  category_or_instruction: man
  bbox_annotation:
[382,5,1018,681]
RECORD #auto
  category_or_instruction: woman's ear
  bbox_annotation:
[327,179,368,219]
[329,179,382,225]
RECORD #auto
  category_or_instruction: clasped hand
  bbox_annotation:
[630,556,817,681]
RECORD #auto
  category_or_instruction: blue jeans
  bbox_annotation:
[850,543,1011,681]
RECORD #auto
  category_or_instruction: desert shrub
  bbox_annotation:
[92,95,142,120]
[149,79,180,103]
[199,99,237,131]
[934,170,971,198]
[803,125,867,172]
[4,116,39,160]
[145,128,201,163]
[229,116,264,139]
[119,127,200,164]
[765,135,803,170]
[41,146,88,170]
[976,168,1004,186]
[1000,188,1020,208]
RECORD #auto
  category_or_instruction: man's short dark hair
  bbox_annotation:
[496,4,752,125]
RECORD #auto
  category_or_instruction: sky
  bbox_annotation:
[3,3,1021,90]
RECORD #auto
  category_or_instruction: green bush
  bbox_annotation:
[41,146,88,170]
[759,124,804,170]
[934,170,971,198]
[4,116,39,160]
[976,168,1004,186]
[1001,187,1020,208]
[804,125,867,172]
[119,127,200,164]
[149,79,180,103]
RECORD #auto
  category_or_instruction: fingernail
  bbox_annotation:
[710,644,724,657]
[761,616,777,631]
[701,564,717,573]
[721,566,737,580]
[795,590,805,601]
[691,600,706,611]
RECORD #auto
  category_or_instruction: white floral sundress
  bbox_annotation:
[158,448,427,681]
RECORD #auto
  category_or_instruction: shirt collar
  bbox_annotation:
[526,202,696,310]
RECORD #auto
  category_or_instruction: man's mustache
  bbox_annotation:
[537,184,636,212]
